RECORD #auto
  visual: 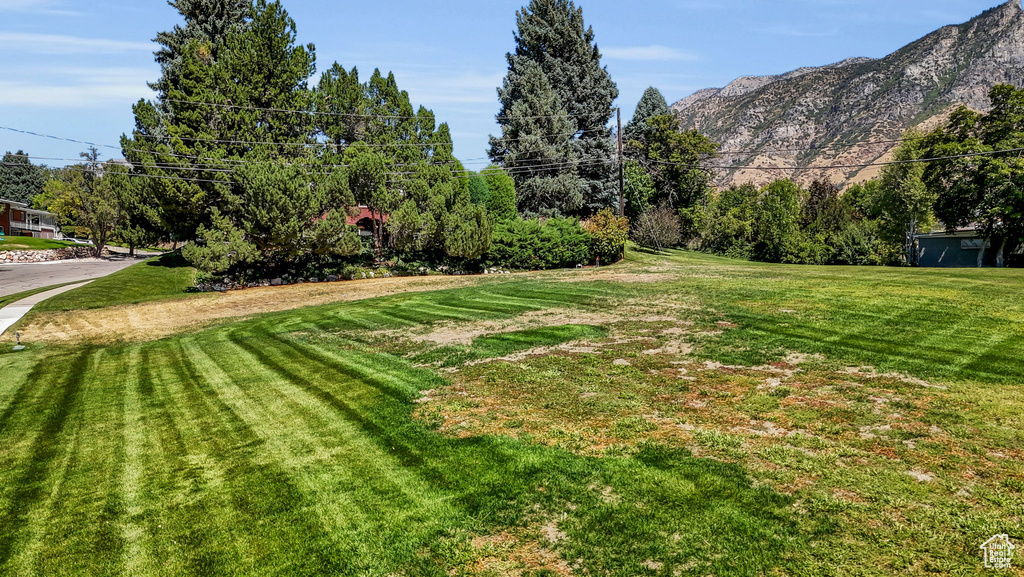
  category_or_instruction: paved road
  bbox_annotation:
[0,256,147,297]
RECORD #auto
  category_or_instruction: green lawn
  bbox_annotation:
[0,237,78,251]
[31,252,198,313]
[0,250,1021,576]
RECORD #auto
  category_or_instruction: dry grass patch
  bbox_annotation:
[403,309,623,347]
[413,334,1024,572]
[13,274,492,344]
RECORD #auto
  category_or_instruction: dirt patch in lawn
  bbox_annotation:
[454,530,575,577]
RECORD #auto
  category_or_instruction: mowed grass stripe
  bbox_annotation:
[269,332,427,402]
[377,300,511,326]
[170,338,348,575]
[188,334,384,522]
[178,336,398,572]
[147,342,247,575]
[119,346,151,577]
[0,353,41,431]
[192,331,459,571]
[26,348,128,577]
[0,350,92,574]
[228,326,526,509]
[226,330,430,469]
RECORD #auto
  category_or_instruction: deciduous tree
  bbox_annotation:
[627,115,718,211]
[925,84,1024,267]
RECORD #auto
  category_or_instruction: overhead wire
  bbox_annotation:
[160,97,605,122]
[5,123,1012,181]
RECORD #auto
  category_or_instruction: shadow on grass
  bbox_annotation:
[144,252,191,269]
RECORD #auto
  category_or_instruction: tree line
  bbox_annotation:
[9,0,1018,271]
[4,0,628,275]
[622,84,1024,268]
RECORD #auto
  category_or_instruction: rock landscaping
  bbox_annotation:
[0,247,103,263]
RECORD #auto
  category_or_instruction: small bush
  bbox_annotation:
[631,204,681,250]
[583,208,629,264]
[485,217,593,269]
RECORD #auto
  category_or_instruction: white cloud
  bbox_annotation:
[393,70,504,106]
[0,33,152,54]
[0,66,154,108]
[602,45,700,62]
[0,0,82,16]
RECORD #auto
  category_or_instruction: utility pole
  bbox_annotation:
[617,107,624,218]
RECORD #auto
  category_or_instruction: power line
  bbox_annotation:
[0,162,233,185]
[12,124,1010,179]
[0,125,122,152]
[2,127,608,175]
[7,153,610,182]
[161,97,603,122]
[715,134,933,156]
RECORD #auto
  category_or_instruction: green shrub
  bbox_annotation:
[583,208,629,263]
[481,165,517,222]
[485,217,593,270]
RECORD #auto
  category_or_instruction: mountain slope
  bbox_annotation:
[672,1,1024,188]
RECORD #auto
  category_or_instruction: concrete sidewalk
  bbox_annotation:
[0,281,92,336]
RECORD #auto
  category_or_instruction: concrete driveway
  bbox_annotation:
[0,256,149,297]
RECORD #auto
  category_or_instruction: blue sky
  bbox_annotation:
[0,0,1011,171]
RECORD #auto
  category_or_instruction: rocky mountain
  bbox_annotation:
[672,0,1024,189]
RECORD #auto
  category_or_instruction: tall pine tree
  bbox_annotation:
[624,87,671,141]
[490,0,618,217]
[123,0,319,242]
[151,0,250,107]
[490,59,579,216]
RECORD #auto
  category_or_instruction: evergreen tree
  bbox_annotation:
[491,0,618,216]
[151,0,250,106]
[0,151,48,204]
[344,143,391,256]
[124,0,317,243]
[219,0,316,149]
[314,63,365,149]
[183,160,360,274]
[482,165,517,221]
[491,59,579,216]
[624,87,671,141]
[110,169,161,256]
[468,173,490,205]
